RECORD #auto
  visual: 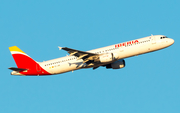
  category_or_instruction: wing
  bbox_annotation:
[59,47,99,63]
[8,67,27,72]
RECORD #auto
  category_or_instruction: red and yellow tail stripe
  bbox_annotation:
[9,46,51,76]
[9,46,26,54]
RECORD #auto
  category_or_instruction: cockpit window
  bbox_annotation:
[160,36,168,39]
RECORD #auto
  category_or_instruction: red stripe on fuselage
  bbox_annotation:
[12,54,51,75]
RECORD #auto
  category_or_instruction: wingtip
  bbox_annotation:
[58,46,62,50]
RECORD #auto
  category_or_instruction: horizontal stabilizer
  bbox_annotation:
[8,67,27,72]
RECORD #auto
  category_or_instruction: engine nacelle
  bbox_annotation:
[106,59,125,69]
[99,53,114,63]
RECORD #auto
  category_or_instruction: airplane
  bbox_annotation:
[8,35,174,76]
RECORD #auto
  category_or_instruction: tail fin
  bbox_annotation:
[9,46,51,75]
[9,46,37,68]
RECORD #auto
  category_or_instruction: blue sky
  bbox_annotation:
[1,0,180,113]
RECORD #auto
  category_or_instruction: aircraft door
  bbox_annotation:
[151,36,156,44]
[36,64,41,72]
[120,46,124,52]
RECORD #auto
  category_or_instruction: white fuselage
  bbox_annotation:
[39,35,174,74]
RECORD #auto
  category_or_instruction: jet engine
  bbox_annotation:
[106,59,125,69]
[99,53,114,63]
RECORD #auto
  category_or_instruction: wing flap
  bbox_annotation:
[61,47,96,56]
[59,47,99,63]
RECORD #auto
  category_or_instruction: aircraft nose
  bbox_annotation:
[169,38,174,45]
